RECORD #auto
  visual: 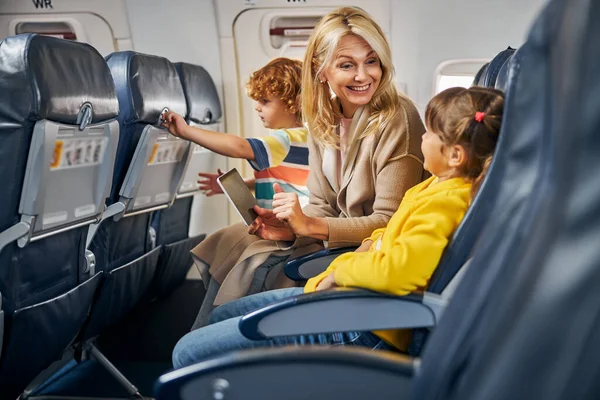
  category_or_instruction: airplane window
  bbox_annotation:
[434,59,489,94]
[436,75,476,93]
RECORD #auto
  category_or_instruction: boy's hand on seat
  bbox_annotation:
[161,111,190,139]
[197,169,224,196]
[248,205,296,241]
[315,272,338,291]
[272,183,310,236]
[355,240,373,253]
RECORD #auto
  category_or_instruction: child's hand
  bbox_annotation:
[315,272,338,291]
[197,168,225,196]
[161,111,190,139]
[355,240,373,253]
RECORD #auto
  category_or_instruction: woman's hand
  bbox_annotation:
[272,183,311,236]
[355,240,373,253]
[248,205,296,241]
[197,168,224,196]
[315,272,338,291]
[161,111,190,139]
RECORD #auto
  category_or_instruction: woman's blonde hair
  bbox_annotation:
[302,7,407,148]
[425,86,504,198]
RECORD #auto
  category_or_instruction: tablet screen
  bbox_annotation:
[217,168,259,226]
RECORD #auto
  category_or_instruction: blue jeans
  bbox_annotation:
[172,287,394,368]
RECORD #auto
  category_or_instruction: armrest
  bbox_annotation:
[155,346,415,400]
[284,246,358,280]
[0,294,3,361]
[239,288,446,340]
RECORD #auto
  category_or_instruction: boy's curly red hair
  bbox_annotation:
[245,57,303,122]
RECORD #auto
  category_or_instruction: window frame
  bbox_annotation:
[433,58,490,94]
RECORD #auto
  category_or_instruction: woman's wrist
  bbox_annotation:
[299,216,329,240]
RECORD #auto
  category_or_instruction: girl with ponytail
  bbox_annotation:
[422,86,504,199]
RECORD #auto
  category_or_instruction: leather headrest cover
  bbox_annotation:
[106,51,187,124]
[175,62,221,124]
[0,34,119,124]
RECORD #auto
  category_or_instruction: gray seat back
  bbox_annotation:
[0,33,118,397]
[104,51,189,216]
[413,0,600,398]
[175,62,222,197]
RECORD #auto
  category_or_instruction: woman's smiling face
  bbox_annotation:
[320,34,383,118]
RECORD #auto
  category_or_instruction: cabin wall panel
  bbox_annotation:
[124,0,223,103]
[391,0,546,110]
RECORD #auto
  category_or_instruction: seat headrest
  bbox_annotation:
[175,62,221,124]
[106,51,187,124]
[494,51,516,92]
[0,34,119,125]
[481,47,516,87]
[473,62,490,87]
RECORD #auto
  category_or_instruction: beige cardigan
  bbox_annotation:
[191,96,426,304]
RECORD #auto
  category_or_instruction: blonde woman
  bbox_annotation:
[249,7,425,244]
[189,6,426,329]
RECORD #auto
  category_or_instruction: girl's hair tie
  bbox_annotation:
[475,111,486,123]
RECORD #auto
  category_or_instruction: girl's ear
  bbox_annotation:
[448,144,467,168]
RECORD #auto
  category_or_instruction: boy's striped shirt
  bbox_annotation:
[246,127,309,208]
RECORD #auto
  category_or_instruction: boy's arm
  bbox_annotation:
[162,111,255,160]
[183,125,255,160]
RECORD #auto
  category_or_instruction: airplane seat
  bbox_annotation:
[84,51,189,339]
[155,0,581,393]
[479,46,516,88]
[148,62,222,299]
[494,52,515,92]
[0,33,119,397]
[414,0,600,397]
[173,62,222,204]
[472,62,490,86]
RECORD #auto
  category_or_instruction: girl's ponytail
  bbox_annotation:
[471,155,493,199]
[425,86,505,200]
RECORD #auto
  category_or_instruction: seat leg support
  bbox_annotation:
[89,345,143,399]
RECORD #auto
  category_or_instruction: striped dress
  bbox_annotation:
[246,127,309,209]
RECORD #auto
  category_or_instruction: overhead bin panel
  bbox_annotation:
[263,12,323,59]
[0,0,133,55]
[1,14,114,54]
[15,21,77,40]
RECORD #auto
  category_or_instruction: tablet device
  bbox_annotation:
[217,168,259,226]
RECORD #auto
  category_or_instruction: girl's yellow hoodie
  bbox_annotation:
[304,175,472,350]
